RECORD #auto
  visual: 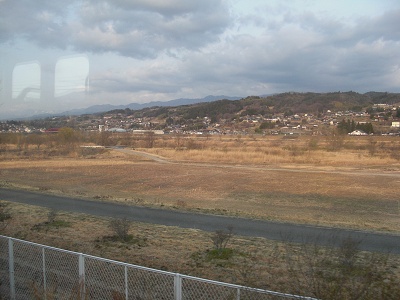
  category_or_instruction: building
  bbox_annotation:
[348,130,368,136]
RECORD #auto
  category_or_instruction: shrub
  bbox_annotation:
[284,236,400,299]
[47,209,58,223]
[0,202,11,231]
[206,248,235,260]
[31,209,71,231]
[211,226,233,253]
[109,217,132,242]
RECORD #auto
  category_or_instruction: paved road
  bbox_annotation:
[1,187,399,254]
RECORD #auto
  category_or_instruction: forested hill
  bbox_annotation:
[106,91,400,120]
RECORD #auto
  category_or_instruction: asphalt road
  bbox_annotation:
[1,187,399,254]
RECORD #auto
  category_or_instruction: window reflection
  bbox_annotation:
[12,61,41,102]
[55,55,89,98]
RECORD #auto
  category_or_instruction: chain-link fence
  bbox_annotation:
[0,235,316,299]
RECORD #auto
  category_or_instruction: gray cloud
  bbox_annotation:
[73,0,231,58]
[174,5,400,95]
[1,1,400,118]
[83,4,398,91]
[0,1,70,47]
[1,0,231,59]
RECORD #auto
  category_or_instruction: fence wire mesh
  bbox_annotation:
[0,235,314,300]
[127,266,175,299]
[0,237,9,297]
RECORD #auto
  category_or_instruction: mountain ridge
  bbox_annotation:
[3,91,400,121]
[31,95,242,119]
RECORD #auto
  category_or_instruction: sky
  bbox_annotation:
[1,0,400,119]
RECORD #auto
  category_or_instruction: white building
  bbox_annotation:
[348,130,368,136]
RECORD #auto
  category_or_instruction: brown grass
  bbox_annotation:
[1,135,400,233]
[2,201,399,295]
[143,135,400,167]
[1,134,400,296]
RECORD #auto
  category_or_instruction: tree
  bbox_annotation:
[0,133,7,151]
[356,122,374,134]
[259,121,275,130]
[58,127,80,151]
[27,134,44,150]
[109,217,132,242]
[284,110,294,117]
[0,202,11,232]
[211,226,233,252]
[144,132,155,148]
[284,236,400,300]
[337,119,357,134]
[98,131,111,146]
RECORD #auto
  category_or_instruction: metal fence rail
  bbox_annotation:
[0,235,315,299]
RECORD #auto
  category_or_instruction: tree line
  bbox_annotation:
[337,119,374,134]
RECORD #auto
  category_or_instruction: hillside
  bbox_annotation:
[4,91,400,135]
[108,91,400,121]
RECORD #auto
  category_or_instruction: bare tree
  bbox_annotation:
[47,209,58,224]
[211,226,234,252]
[283,236,400,300]
[109,217,132,242]
[144,132,155,148]
[0,202,11,232]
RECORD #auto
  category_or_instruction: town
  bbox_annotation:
[1,93,400,136]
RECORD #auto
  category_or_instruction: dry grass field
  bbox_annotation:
[2,201,399,298]
[1,134,399,232]
[1,133,400,297]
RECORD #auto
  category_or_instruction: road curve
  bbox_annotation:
[1,187,399,254]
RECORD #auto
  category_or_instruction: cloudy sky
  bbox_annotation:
[1,0,400,118]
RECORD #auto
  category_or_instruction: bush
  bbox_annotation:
[31,209,71,231]
[211,226,233,252]
[284,236,400,299]
[109,217,132,242]
[206,248,235,260]
[47,209,58,223]
[0,202,11,231]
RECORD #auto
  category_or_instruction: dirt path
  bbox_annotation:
[113,148,171,164]
[117,148,400,178]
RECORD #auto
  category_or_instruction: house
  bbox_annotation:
[108,128,127,133]
[348,130,368,136]
[44,128,60,133]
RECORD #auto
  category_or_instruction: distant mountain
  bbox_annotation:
[33,91,400,120]
[6,92,400,121]
[60,95,241,116]
[106,91,400,122]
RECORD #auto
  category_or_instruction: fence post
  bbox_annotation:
[174,274,182,300]
[8,238,15,300]
[124,265,128,300]
[236,287,240,300]
[78,254,85,300]
[42,247,47,300]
